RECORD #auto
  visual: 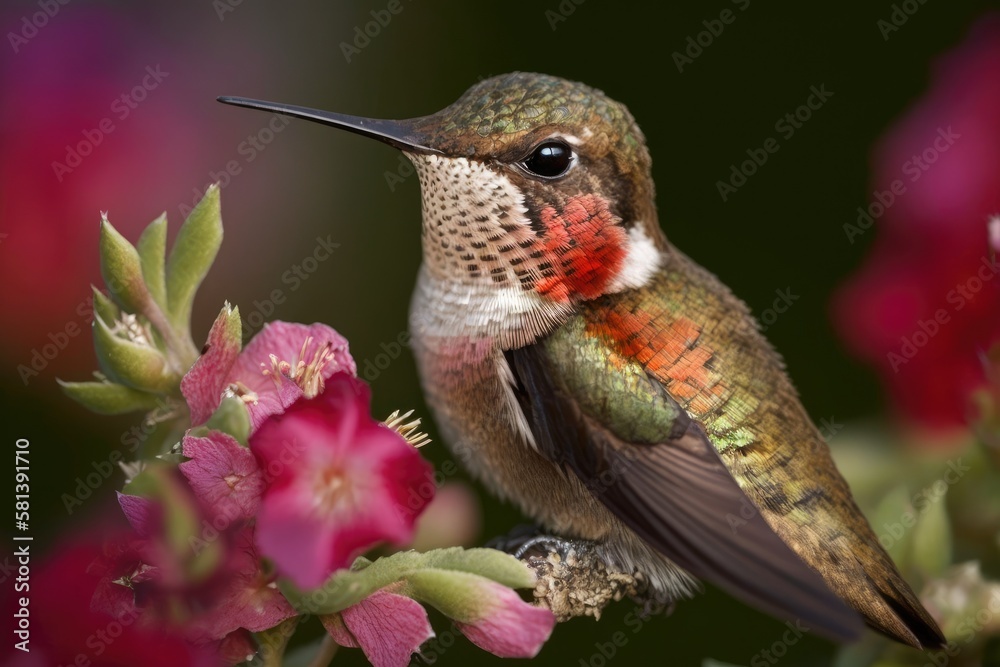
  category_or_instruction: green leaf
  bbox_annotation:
[93,315,176,392]
[166,185,222,334]
[251,617,301,667]
[284,551,426,615]
[100,214,151,313]
[911,486,952,579]
[137,213,168,310]
[91,285,120,325]
[123,464,221,582]
[871,485,915,573]
[206,396,252,445]
[58,379,161,415]
[138,418,187,460]
[283,547,536,615]
[419,547,536,589]
[405,569,491,622]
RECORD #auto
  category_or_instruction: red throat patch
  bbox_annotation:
[533,194,627,302]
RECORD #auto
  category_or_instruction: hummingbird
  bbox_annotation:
[218,72,945,649]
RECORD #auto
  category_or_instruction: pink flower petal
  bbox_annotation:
[322,588,434,667]
[454,581,555,659]
[232,322,356,431]
[245,376,304,432]
[179,431,264,522]
[193,526,296,641]
[216,629,258,665]
[117,492,159,538]
[181,305,243,426]
[251,373,434,588]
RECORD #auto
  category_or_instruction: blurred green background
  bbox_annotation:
[2,0,997,664]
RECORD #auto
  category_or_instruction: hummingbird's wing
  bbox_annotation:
[504,251,944,649]
[505,330,863,643]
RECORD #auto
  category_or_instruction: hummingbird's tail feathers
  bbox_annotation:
[848,562,947,649]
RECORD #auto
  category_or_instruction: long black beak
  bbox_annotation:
[216,96,441,155]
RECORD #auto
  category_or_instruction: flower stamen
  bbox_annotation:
[224,381,260,405]
[384,410,432,448]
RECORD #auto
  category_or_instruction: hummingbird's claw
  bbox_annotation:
[487,525,658,622]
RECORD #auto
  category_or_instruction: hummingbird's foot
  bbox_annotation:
[489,525,651,622]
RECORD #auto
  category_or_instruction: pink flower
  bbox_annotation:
[450,578,555,659]
[3,538,221,667]
[182,316,355,431]
[833,14,1000,431]
[189,526,296,642]
[179,430,264,523]
[105,496,294,645]
[250,373,434,589]
[321,585,434,667]
[409,482,481,552]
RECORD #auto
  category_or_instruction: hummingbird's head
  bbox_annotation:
[399,72,665,305]
[220,73,665,342]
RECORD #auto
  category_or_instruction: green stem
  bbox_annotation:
[307,635,340,667]
[140,294,200,373]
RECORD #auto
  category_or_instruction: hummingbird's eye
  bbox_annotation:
[521,141,574,179]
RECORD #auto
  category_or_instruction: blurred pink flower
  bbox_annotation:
[3,539,221,667]
[321,585,434,667]
[410,482,481,552]
[182,318,355,430]
[250,373,434,589]
[451,578,555,659]
[108,495,294,647]
[189,526,296,642]
[833,14,1000,431]
[0,8,215,380]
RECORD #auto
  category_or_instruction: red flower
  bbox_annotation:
[833,14,1000,430]
[250,373,434,589]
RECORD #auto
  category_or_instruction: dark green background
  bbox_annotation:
[6,1,996,665]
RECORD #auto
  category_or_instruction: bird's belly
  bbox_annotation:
[411,337,615,541]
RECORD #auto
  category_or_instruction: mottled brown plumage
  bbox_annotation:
[218,72,945,649]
